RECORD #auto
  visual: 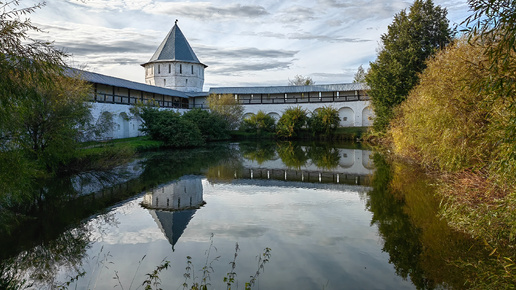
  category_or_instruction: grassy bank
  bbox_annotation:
[64,137,164,173]
[384,38,515,288]
[79,136,164,152]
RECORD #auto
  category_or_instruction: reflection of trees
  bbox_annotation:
[366,153,431,289]
[0,216,111,289]
[138,144,236,187]
[0,144,238,289]
[306,145,340,170]
[206,162,244,183]
[239,141,276,165]
[276,141,308,169]
[367,153,486,289]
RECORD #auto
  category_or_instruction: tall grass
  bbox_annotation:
[388,37,516,286]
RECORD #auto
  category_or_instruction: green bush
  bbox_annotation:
[182,108,230,141]
[140,108,204,148]
[276,106,307,138]
[240,111,275,134]
[307,106,340,138]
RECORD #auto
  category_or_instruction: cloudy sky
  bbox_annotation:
[26,0,471,89]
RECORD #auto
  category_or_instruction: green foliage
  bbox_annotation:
[0,0,97,214]
[206,94,244,130]
[1,71,92,173]
[276,106,307,138]
[0,0,93,174]
[0,1,66,107]
[182,108,230,141]
[140,108,204,148]
[463,0,516,73]
[388,37,516,286]
[389,38,508,173]
[462,0,516,183]
[307,106,340,138]
[142,259,170,290]
[182,235,271,290]
[366,0,453,132]
[240,111,275,134]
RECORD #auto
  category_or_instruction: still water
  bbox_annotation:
[1,141,480,289]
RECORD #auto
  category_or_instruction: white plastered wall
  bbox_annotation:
[241,100,373,127]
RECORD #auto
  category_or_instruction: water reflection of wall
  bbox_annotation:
[242,148,373,175]
[141,175,204,211]
[239,168,371,186]
[243,148,374,176]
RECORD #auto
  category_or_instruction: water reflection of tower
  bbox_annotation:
[141,176,205,250]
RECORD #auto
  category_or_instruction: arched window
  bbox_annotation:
[191,65,193,74]
[168,64,171,73]
[158,65,160,74]
[180,64,182,74]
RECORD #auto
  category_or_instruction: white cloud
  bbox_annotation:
[65,0,154,11]
[26,0,470,85]
[144,2,269,19]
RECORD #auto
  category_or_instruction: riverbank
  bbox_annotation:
[380,152,516,288]
[370,36,516,288]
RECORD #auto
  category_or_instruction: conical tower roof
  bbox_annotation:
[143,21,206,67]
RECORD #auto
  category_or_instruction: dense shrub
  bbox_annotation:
[182,108,230,141]
[240,111,275,134]
[307,106,340,138]
[389,38,507,173]
[276,106,307,138]
[140,108,204,148]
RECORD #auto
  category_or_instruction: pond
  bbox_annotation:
[0,141,485,289]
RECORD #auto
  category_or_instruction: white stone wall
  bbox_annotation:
[89,103,188,140]
[241,100,373,127]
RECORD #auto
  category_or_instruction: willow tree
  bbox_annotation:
[463,0,516,179]
[366,0,453,132]
[1,1,92,172]
[0,0,93,216]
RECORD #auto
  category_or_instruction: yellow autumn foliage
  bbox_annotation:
[389,37,511,175]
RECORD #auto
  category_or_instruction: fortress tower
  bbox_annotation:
[142,21,207,92]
